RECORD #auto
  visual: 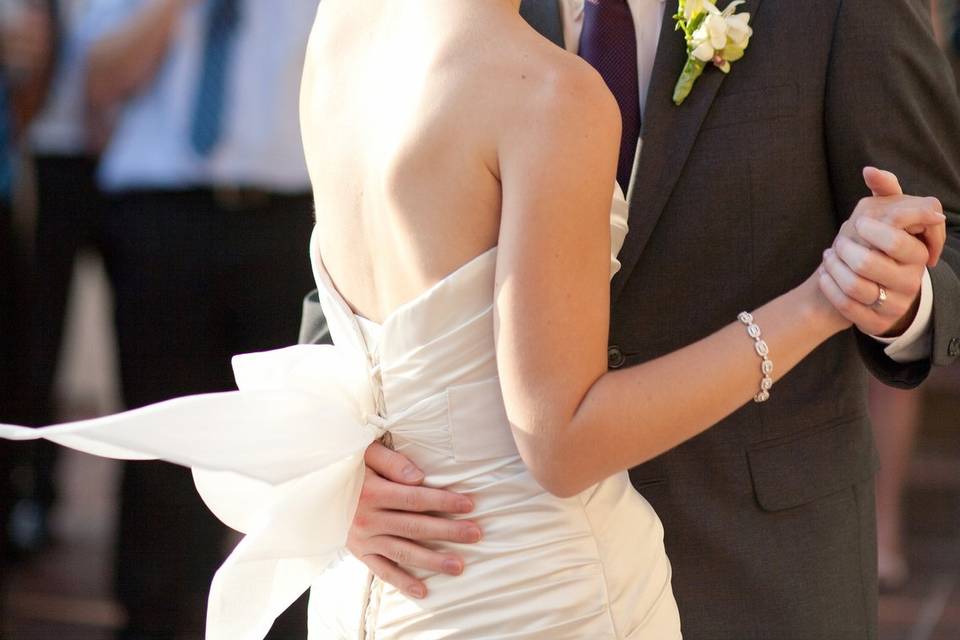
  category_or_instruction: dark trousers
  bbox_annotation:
[0,201,14,422]
[12,156,108,535]
[0,184,29,425]
[0,202,12,415]
[0,202,15,624]
[26,155,107,425]
[105,189,315,639]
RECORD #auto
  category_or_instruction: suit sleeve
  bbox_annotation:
[824,0,960,388]
[298,290,332,346]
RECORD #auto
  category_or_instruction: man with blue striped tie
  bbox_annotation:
[83,0,320,637]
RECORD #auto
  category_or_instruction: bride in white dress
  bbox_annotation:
[1,1,921,638]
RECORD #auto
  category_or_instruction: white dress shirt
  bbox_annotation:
[86,0,318,193]
[558,0,933,363]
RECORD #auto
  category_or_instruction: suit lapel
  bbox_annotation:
[612,0,763,304]
[519,0,565,48]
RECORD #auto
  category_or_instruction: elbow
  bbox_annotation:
[538,475,586,500]
[511,414,596,499]
[522,443,589,499]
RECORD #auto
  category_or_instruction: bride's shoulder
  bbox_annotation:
[488,32,621,148]
[521,48,617,122]
[488,31,621,216]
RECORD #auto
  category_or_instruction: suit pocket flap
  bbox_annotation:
[747,415,877,512]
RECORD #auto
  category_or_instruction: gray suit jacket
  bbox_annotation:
[300,1,960,637]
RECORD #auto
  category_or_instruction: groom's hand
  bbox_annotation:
[820,168,946,337]
[854,168,947,267]
[346,443,482,599]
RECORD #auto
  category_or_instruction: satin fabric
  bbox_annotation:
[0,341,384,640]
[0,184,680,638]
[303,186,679,639]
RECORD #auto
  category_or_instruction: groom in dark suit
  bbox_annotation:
[301,0,960,637]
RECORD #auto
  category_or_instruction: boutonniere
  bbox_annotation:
[672,0,753,105]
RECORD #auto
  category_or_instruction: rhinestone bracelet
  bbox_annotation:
[738,312,774,403]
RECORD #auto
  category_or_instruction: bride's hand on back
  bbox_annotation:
[818,167,947,337]
[346,443,483,599]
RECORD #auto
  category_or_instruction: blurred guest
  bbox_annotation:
[84,0,318,637]
[5,0,111,559]
[871,0,959,592]
[1,0,55,132]
[0,0,55,618]
[936,0,960,88]
[871,380,923,590]
[954,0,960,47]
[0,75,14,627]
[953,2,960,86]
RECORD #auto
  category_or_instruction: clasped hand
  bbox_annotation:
[818,167,946,336]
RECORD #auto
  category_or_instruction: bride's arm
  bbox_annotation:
[494,62,930,499]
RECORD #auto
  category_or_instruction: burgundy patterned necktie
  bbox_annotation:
[579,0,641,192]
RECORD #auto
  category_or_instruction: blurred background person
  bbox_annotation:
[0,50,15,632]
[82,0,318,637]
[953,0,960,85]
[1,0,54,134]
[870,0,960,593]
[0,0,54,612]
[936,0,960,84]
[871,380,923,590]
[3,0,114,561]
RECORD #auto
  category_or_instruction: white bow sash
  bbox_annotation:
[0,344,388,640]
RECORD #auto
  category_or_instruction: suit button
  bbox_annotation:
[608,346,626,369]
[948,338,960,358]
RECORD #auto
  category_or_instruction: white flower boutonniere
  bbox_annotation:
[673,0,753,105]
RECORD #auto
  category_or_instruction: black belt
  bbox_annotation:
[114,187,311,213]
[210,186,277,211]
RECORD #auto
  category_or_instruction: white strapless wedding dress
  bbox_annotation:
[0,188,681,639]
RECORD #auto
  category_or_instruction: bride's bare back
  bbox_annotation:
[301,0,593,322]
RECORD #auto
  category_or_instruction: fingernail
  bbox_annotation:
[402,464,424,482]
[457,498,474,513]
[442,559,463,575]
[408,585,426,599]
[461,526,482,543]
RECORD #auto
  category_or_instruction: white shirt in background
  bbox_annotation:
[88,0,318,193]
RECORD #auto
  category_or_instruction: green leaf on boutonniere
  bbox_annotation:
[673,58,707,105]
[673,0,753,106]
